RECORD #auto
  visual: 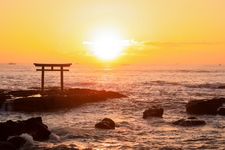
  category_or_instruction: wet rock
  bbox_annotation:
[9,88,126,112]
[187,116,197,119]
[217,107,225,115]
[143,106,164,118]
[7,136,26,149]
[0,141,16,150]
[173,117,206,126]
[218,85,225,89]
[186,98,225,115]
[95,118,116,129]
[8,90,39,97]
[0,117,51,141]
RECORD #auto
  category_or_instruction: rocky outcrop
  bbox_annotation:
[186,98,225,115]
[0,117,51,141]
[143,106,164,118]
[1,88,126,112]
[95,118,116,129]
[173,117,206,127]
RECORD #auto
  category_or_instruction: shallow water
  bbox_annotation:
[1,64,225,149]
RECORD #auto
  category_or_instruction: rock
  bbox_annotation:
[7,90,39,97]
[218,85,225,89]
[0,141,16,150]
[186,98,225,115]
[173,117,206,126]
[0,117,51,141]
[143,106,164,118]
[95,118,116,129]
[8,88,126,112]
[7,136,26,149]
[187,116,197,119]
[217,107,225,115]
[160,146,182,150]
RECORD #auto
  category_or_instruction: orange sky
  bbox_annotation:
[1,0,225,65]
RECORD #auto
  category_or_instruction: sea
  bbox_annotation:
[1,64,225,150]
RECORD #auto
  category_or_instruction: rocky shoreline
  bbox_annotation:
[0,117,50,150]
[1,88,225,149]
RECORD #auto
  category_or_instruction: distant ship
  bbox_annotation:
[8,63,16,65]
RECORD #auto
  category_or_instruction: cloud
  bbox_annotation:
[144,41,224,47]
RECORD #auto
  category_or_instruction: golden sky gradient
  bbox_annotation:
[1,0,225,65]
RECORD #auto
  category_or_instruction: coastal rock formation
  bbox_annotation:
[186,98,225,115]
[95,118,116,129]
[143,106,164,118]
[0,117,51,141]
[1,88,126,112]
[173,117,206,126]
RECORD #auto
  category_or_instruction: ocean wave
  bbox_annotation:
[142,80,181,86]
[142,80,225,89]
[184,83,225,89]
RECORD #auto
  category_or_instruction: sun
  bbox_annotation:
[84,29,131,61]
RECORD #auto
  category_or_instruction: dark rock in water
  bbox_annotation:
[187,116,197,119]
[0,117,51,141]
[9,88,126,112]
[186,98,225,115]
[143,106,164,118]
[160,146,182,150]
[95,118,116,129]
[218,85,225,89]
[217,107,225,115]
[173,117,206,127]
[0,141,16,150]
[7,136,26,149]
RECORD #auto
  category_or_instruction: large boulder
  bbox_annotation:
[173,117,206,127]
[0,117,51,141]
[143,106,164,119]
[95,118,116,129]
[186,98,225,115]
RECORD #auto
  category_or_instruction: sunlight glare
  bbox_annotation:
[84,29,131,61]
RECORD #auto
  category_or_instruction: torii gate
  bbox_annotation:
[34,63,72,91]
